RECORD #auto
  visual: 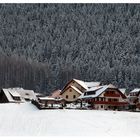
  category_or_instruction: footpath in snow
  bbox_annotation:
[0,103,140,136]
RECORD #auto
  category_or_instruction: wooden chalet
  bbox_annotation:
[62,79,88,93]
[60,85,83,102]
[60,79,100,102]
[80,84,128,110]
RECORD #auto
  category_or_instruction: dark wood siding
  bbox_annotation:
[0,90,9,103]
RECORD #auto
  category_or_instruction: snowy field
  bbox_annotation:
[0,103,140,136]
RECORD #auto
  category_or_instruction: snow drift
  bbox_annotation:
[0,103,140,136]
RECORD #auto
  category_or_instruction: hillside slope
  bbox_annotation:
[0,4,140,93]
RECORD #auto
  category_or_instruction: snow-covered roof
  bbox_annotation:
[86,86,103,92]
[3,89,14,102]
[62,79,101,93]
[130,88,140,93]
[79,84,126,99]
[119,88,126,94]
[38,97,55,100]
[2,89,24,103]
[35,93,45,97]
[8,90,21,97]
[73,79,88,90]
[84,82,100,88]
[79,85,109,99]
[60,85,83,95]
[108,84,117,89]
[14,89,36,100]
[70,85,83,95]
[2,88,36,102]
[74,79,100,90]
[38,97,63,101]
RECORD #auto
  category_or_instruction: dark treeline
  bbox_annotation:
[0,4,140,94]
[0,54,50,94]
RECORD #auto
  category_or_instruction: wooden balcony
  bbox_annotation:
[89,101,128,106]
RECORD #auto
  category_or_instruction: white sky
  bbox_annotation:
[0,0,140,3]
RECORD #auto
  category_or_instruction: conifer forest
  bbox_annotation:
[0,4,140,94]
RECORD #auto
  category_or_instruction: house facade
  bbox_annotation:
[80,84,128,110]
[62,79,88,93]
[127,89,140,110]
[60,85,83,102]
[60,79,100,102]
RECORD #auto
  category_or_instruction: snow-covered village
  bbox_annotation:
[1,78,140,111]
[0,3,140,137]
[0,78,140,136]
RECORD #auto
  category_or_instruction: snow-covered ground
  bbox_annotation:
[0,103,140,136]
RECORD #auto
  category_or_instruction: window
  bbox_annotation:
[69,89,72,92]
[73,95,76,99]
[101,98,104,101]
[66,95,68,99]
[25,93,29,96]
[114,99,118,102]
[108,98,112,102]
[13,96,20,101]
[86,91,96,95]
[101,105,103,108]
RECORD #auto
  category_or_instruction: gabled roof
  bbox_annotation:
[2,87,36,102]
[79,85,108,99]
[86,86,103,92]
[84,82,100,88]
[119,88,126,94]
[14,88,36,100]
[108,84,117,89]
[130,88,140,93]
[49,90,61,98]
[38,96,63,101]
[79,84,126,99]
[71,86,83,95]
[62,79,101,92]
[2,89,24,103]
[3,89,15,102]
[61,85,83,95]
[73,79,88,90]
[8,90,21,97]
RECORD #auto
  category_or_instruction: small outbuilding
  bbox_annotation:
[32,96,65,109]
[127,88,140,110]
[49,89,62,99]
[0,88,24,103]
